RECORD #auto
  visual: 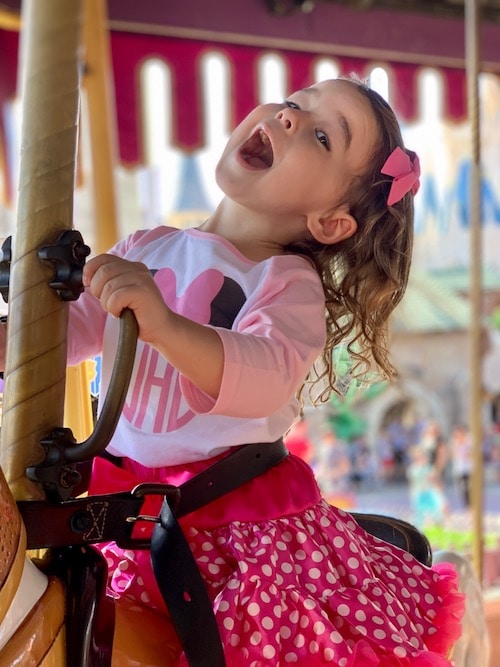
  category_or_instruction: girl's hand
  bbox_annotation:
[83,254,224,398]
[82,254,169,346]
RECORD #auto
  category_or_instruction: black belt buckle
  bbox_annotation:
[118,482,181,549]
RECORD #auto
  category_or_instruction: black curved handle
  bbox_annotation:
[65,307,138,462]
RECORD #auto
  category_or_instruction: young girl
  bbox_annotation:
[42,78,465,664]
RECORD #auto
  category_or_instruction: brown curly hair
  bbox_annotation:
[289,77,415,403]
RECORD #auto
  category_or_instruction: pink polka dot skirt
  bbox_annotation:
[93,455,464,666]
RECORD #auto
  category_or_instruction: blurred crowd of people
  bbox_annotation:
[285,413,500,525]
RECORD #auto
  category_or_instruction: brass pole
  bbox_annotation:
[0,0,82,500]
[82,0,119,253]
[62,0,120,442]
[465,0,484,582]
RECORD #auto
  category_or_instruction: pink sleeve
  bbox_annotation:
[180,262,326,418]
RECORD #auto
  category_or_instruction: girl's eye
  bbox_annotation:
[316,129,331,151]
[284,100,300,110]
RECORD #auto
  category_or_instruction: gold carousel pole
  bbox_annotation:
[0,0,82,500]
[63,0,120,442]
[465,0,484,582]
[82,0,120,254]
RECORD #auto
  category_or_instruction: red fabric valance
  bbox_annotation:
[0,27,471,181]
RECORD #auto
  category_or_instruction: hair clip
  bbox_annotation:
[381,147,421,206]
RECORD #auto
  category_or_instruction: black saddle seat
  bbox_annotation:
[350,512,433,567]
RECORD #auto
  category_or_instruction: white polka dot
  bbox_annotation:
[311,550,325,563]
[330,630,343,644]
[260,591,271,604]
[394,646,408,658]
[294,634,305,648]
[337,604,350,616]
[281,562,293,574]
[300,614,310,629]
[296,549,307,560]
[261,564,273,576]
[284,653,298,663]
[355,610,366,622]
[391,633,403,643]
[355,625,367,636]
[118,561,129,571]
[374,629,386,640]
[281,626,292,639]
[304,598,316,610]
[308,567,321,580]
[310,640,319,654]
[263,645,276,659]
[425,593,435,604]
[250,631,262,646]
[313,621,326,635]
[323,647,335,661]
[248,603,260,617]
[262,616,274,631]
[223,617,234,631]
[333,536,345,548]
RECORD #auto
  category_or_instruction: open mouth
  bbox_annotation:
[239,129,274,169]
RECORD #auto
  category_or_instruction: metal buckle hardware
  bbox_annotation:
[118,482,181,549]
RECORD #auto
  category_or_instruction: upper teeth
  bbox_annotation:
[259,130,270,144]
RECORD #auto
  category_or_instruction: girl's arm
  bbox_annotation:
[83,253,224,399]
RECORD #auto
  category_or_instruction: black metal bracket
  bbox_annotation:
[0,230,90,303]
[39,229,91,301]
[26,426,82,502]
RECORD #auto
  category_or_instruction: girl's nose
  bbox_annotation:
[275,107,297,131]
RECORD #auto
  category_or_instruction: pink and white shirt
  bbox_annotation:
[67,226,326,466]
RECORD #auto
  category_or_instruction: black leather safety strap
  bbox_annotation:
[148,439,288,666]
[150,499,226,667]
[18,439,289,550]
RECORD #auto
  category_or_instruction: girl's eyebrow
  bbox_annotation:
[300,87,352,149]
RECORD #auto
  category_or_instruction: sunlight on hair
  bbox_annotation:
[259,53,287,102]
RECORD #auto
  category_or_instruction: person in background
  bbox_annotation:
[451,423,473,509]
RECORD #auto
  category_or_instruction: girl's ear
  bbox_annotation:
[307,208,357,245]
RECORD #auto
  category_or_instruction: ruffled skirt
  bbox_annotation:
[90,453,464,666]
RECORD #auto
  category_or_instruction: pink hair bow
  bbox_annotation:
[381,146,421,206]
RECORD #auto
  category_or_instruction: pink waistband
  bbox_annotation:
[89,451,322,532]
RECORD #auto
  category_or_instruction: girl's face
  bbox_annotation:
[215,79,378,236]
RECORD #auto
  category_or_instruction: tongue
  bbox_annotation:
[241,132,273,168]
[245,154,270,168]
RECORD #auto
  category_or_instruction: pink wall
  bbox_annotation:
[106,0,500,71]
